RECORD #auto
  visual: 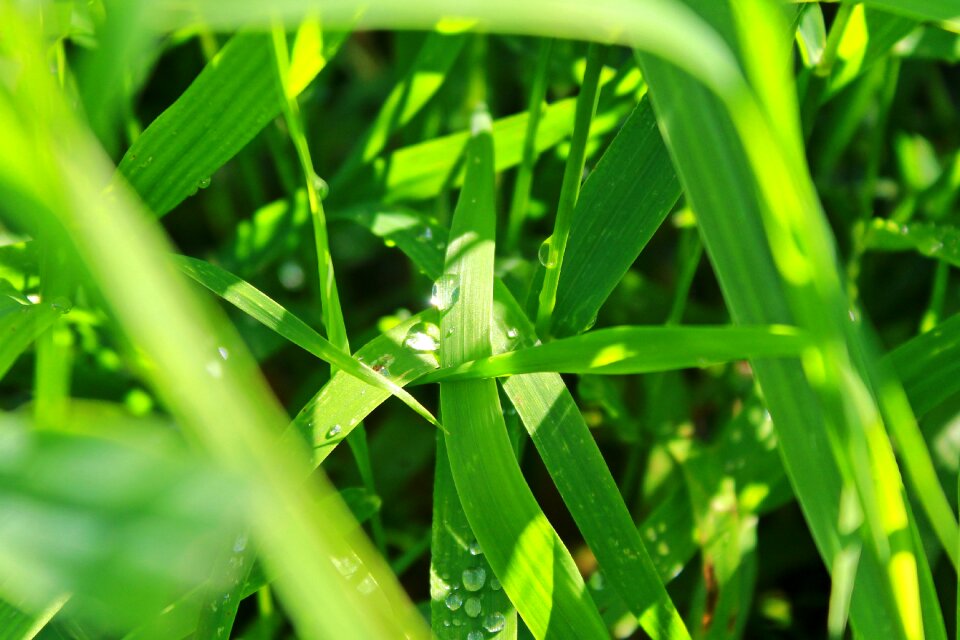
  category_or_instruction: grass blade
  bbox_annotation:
[422,325,807,382]
[0,302,60,380]
[173,254,439,427]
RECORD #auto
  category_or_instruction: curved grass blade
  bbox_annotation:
[173,254,439,428]
[439,107,607,639]
[0,594,65,640]
[115,30,346,218]
[863,218,960,266]
[421,324,808,382]
[888,312,960,418]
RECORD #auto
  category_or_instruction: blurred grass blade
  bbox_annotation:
[0,302,60,380]
[116,30,346,217]
[173,254,439,427]
[536,43,605,336]
[422,325,808,382]
[551,97,681,337]
[888,312,960,418]
[862,1,960,32]
[863,218,960,266]
[0,594,65,640]
[438,106,607,639]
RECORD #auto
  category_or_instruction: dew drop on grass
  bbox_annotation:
[198,176,211,189]
[445,591,463,611]
[467,630,483,640]
[232,533,247,552]
[327,424,343,439]
[506,327,519,340]
[404,322,440,353]
[490,576,501,590]
[417,226,434,243]
[431,274,460,311]
[278,260,306,290]
[538,236,555,267]
[657,541,670,556]
[468,539,482,556]
[462,567,486,591]
[312,175,330,200]
[442,620,451,627]
[218,346,229,360]
[464,596,482,617]
[483,612,506,633]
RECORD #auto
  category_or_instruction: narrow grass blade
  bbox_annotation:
[173,254,439,427]
[888,312,960,418]
[0,302,60,380]
[862,1,960,32]
[116,30,346,217]
[863,218,960,266]
[505,38,553,251]
[421,324,807,382]
[536,43,605,337]
[439,107,607,639]
[0,594,65,640]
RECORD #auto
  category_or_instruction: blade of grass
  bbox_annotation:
[0,594,66,640]
[536,43,605,337]
[439,106,607,639]
[173,254,439,427]
[505,38,553,252]
[863,218,960,266]
[0,302,60,381]
[421,325,808,382]
[115,29,347,218]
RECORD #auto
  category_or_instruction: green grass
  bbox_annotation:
[2,1,960,639]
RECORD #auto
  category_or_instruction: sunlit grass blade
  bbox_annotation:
[535,42,605,337]
[551,97,681,338]
[173,254,439,427]
[0,594,65,640]
[439,106,607,639]
[422,325,807,382]
[115,30,346,217]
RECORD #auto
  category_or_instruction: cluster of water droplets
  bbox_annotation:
[437,539,508,636]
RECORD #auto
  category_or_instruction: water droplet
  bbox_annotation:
[538,236,555,267]
[462,566,486,591]
[583,314,598,332]
[644,528,656,541]
[371,354,394,377]
[506,327,519,339]
[218,346,230,360]
[404,322,440,353]
[313,174,330,200]
[417,227,434,243]
[490,576,501,590]
[467,630,483,640]
[50,297,72,314]
[206,360,223,378]
[216,626,223,637]
[468,539,482,556]
[210,602,218,612]
[464,596,482,617]
[445,591,463,610]
[327,424,343,439]
[445,326,455,337]
[232,533,247,552]
[452,618,462,627]
[483,612,506,633]
[442,620,451,627]
[198,176,211,189]
[357,575,377,594]
[278,260,306,290]
[431,274,460,311]
[657,541,670,556]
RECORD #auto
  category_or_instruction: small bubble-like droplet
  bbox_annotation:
[490,576,501,591]
[464,596,482,618]
[278,260,306,290]
[232,533,247,552]
[462,566,486,591]
[313,175,330,200]
[538,236,555,267]
[218,346,229,360]
[483,612,506,633]
[506,327,519,339]
[404,322,440,353]
[431,274,460,311]
[468,539,482,556]
[327,424,343,439]
[467,630,483,640]
[445,591,463,611]
[657,541,670,556]
[198,176,211,189]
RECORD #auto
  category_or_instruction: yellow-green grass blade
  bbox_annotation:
[863,218,960,266]
[438,108,607,639]
[536,43,605,337]
[421,325,808,382]
[333,32,468,185]
[0,302,60,380]
[0,593,65,640]
[550,97,681,337]
[115,30,346,218]
[861,1,960,33]
[172,254,439,428]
